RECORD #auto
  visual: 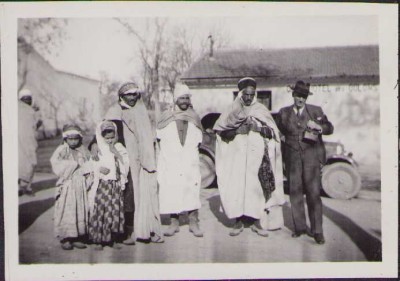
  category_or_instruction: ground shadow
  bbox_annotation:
[208,194,295,230]
[19,197,54,234]
[282,203,295,232]
[208,194,234,227]
[323,204,382,261]
[30,178,57,194]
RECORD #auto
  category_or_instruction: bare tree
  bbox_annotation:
[18,18,68,56]
[198,24,232,59]
[18,19,68,92]
[115,18,232,122]
[99,71,121,115]
[115,18,168,121]
[161,26,195,95]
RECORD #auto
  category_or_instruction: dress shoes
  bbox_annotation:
[291,229,314,238]
[314,233,325,245]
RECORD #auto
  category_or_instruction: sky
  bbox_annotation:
[41,16,378,82]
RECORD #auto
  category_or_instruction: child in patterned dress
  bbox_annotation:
[88,120,129,250]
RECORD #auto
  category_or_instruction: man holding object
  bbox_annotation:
[276,80,333,244]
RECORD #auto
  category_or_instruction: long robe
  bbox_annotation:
[50,144,92,240]
[18,101,38,182]
[214,94,285,229]
[121,100,162,240]
[157,121,202,214]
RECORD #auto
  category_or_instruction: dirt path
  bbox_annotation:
[19,174,381,264]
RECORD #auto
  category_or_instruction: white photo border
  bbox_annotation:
[1,2,398,280]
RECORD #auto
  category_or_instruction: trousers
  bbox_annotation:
[285,145,323,234]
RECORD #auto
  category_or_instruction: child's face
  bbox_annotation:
[103,131,116,145]
[65,135,81,149]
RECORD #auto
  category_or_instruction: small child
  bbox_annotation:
[50,124,92,250]
[88,120,129,250]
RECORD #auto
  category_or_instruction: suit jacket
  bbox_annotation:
[276,104,334,165]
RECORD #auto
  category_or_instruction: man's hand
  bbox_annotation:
[90,143,101,161]
[99,167,110,175]
[220,129,236,142]
[260,126,273,139]
[307,120,322,132]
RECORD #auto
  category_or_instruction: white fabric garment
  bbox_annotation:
[215,117,284,220]
[95,122,119,181]
[18,101,38,182]
[87,122,130,213]
[157,121,202,214]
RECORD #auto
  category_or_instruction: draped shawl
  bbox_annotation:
[213,92,280,143]
[157,107,203,131]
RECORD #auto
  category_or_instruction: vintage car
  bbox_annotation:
[198,112,362,200]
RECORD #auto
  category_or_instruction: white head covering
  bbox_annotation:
[237,89,258,106]
[95,121,118,181]
[19,88,32,100]
[174,83,191,102]
[62,124,83,139]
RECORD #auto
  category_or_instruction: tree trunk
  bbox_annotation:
[153,68,160,125]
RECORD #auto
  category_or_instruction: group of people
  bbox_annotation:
[19,76,333,250]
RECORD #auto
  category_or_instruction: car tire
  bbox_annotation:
[321,162,362,199]
[199,150,216,189]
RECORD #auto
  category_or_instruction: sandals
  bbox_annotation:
[250,224,269,237]
[150,235,164,243]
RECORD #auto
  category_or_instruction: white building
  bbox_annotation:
[181,45,380,166]
[18,37,101,137]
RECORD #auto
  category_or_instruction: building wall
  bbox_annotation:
[18,46,100,137]
[190,82,380,166]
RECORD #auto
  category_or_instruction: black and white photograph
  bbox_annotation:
[1,2,398,280]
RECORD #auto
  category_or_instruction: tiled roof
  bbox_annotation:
[181,45,379,83]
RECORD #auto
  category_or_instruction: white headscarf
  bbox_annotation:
[173,83,192,103]
[95,121,118,181]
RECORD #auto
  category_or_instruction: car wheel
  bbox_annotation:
[321,162,361,199]
[199,151,216,189]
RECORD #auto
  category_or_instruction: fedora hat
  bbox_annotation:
[290,80,313,95]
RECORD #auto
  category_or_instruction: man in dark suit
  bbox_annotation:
[276,80,333,244]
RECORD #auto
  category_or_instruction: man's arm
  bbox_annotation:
[275,109,285,134]
[317,107,334,135]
